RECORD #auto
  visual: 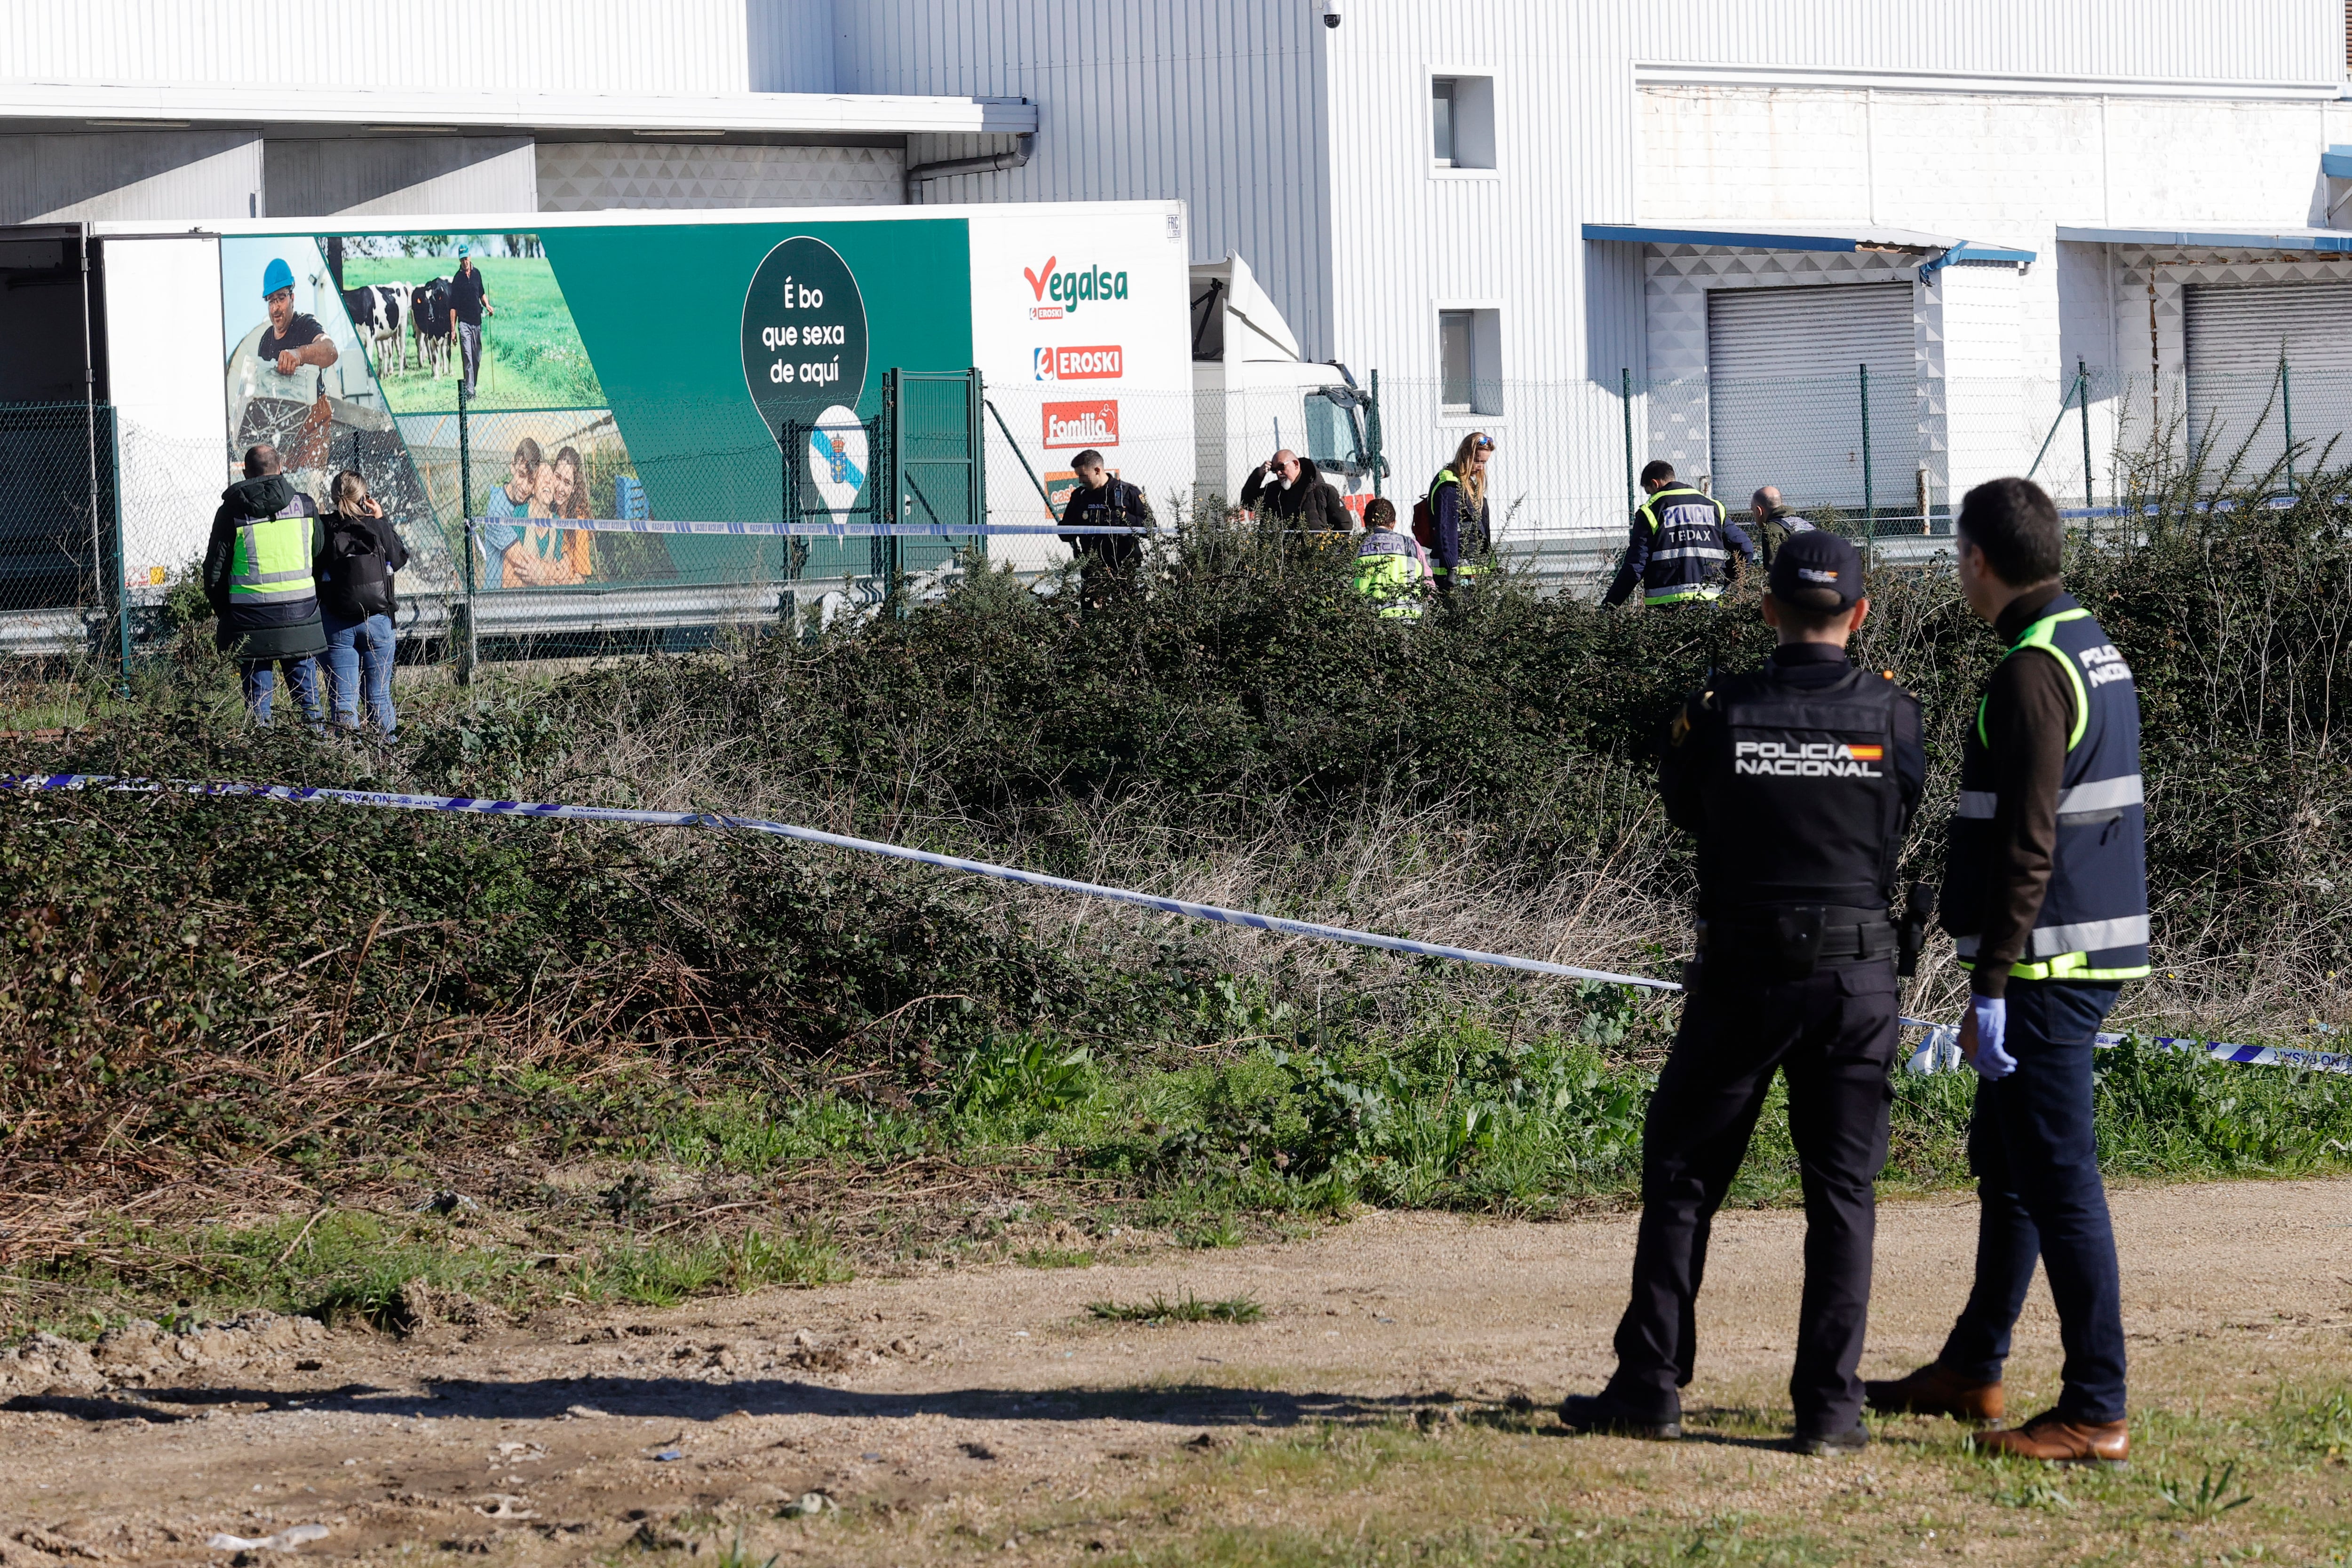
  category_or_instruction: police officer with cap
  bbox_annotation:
[1562,528,1926,1454]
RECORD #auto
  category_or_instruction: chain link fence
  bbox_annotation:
[12,353,2352,670]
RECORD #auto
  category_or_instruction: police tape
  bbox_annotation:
[1904,1024,2351,1077]
[466,516,1151,539]
[7,771,2343,1077]
[0,773,1671,992]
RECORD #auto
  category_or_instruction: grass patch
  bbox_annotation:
[1087,1291,1265,1325]
[12,1210,848,1333]
[1019,1247,1096,1269]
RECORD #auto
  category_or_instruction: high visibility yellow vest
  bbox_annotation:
[1353,540,1426,619]
[229,507,315,601]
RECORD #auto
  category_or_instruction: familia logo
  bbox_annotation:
[1733,740,1885,778]
[1042,398,1119,449]
[1033,344,1124,381]
[1024,254,1131,319]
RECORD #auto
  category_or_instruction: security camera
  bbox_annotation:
[1322,3,1340,25]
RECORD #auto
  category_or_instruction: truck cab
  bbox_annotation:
[1189,253,1379,520]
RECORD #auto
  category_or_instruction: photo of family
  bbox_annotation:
[468,413,675,590]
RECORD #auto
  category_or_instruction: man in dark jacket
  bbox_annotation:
[1866,477,2147,1465]
[1605,461,1756,608]
[203,443,328,725]
[1240,450,1350,535]
[1059,449,1151,603]
[1750,486,1817,567]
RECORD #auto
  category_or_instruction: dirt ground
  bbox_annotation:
[5,1179,2351,1566]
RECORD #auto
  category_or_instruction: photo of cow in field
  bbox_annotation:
[410,277,453,380]
[340,282,410,375]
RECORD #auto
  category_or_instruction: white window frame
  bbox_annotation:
[1426,66,1499,180]
[1434,298,1505,421]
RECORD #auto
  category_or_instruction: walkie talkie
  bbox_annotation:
[1896,881,1937,979]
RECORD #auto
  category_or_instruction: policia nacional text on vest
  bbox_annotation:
[1692,662,1913,955]
[229,505,319,605]
[1943,594,2150,982]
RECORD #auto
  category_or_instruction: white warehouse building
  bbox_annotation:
[7,0,2352,538]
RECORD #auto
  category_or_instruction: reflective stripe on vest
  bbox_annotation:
[1635,485,1733,602]
[1354,545,1425,618]
[1645,580,1724,606]
[229,507,315,600]
[1946,595,2151,982]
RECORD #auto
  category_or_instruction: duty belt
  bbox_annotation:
[1696,905,1899,968]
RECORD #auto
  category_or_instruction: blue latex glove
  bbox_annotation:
[1969,992,2016,1080]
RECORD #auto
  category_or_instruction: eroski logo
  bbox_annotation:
[1035,344,1123,380]
[1734,740,1885,778]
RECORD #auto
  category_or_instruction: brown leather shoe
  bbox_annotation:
[1970,1408,2129,1465]
[1863,1362,2004,1423]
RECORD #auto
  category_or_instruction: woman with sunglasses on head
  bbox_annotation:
[1427,432,1494,602]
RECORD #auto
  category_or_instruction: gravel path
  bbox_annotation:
[4,1178,2348,1563]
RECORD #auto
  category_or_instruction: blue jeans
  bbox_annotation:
[322,609,397,734]
[1938,980,2128,1423]
[241,656,321,725]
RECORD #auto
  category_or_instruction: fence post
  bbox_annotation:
[1620,367,1635,515]
[1859,363,1874,533]
[969,365,988,561]
[457,379,476,685]
[2280,352,2296,495]
[1368,369,1383,499]
[882,368,903,597]
[2077,358,2094,512]
[108,408,129,687]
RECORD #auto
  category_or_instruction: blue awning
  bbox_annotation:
[2057,224,2352,253]
[1581,223,2034,271]
[2322,145,2352,179]
[1581,221,1959,253]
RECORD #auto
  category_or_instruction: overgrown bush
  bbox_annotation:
[4,467,2350,1219]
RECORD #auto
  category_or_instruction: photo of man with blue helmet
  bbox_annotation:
[255,255,339,379]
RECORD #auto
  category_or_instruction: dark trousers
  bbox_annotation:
[1937,980,2127,1423]
[1607,958,1899,1435]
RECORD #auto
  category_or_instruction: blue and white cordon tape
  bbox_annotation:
[4,772,2341,1078]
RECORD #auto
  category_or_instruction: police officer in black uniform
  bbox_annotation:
[1562,530,1926,1455]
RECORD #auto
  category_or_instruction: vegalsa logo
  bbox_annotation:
[1034,344,1123,381]
[1042,398,1119,448]
[1734,740,1884,778]
[1024,254,1130,319]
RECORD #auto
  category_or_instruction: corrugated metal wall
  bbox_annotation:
[0,0,762,95]
[1630,0,2335,83]
[834,0,1334,358]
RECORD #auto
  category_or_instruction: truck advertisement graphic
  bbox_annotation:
[113,203,1193,609]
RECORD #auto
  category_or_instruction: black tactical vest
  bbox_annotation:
[1694,664,1913,915]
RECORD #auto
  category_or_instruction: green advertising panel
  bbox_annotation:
[220,219,973,599]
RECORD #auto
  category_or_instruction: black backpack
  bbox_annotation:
[324,513,395,618]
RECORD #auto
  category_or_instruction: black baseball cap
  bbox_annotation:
[1767,530,1864,611]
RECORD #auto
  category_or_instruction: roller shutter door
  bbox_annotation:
[1708,282,1915,514]
[2184,281,2352,477]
